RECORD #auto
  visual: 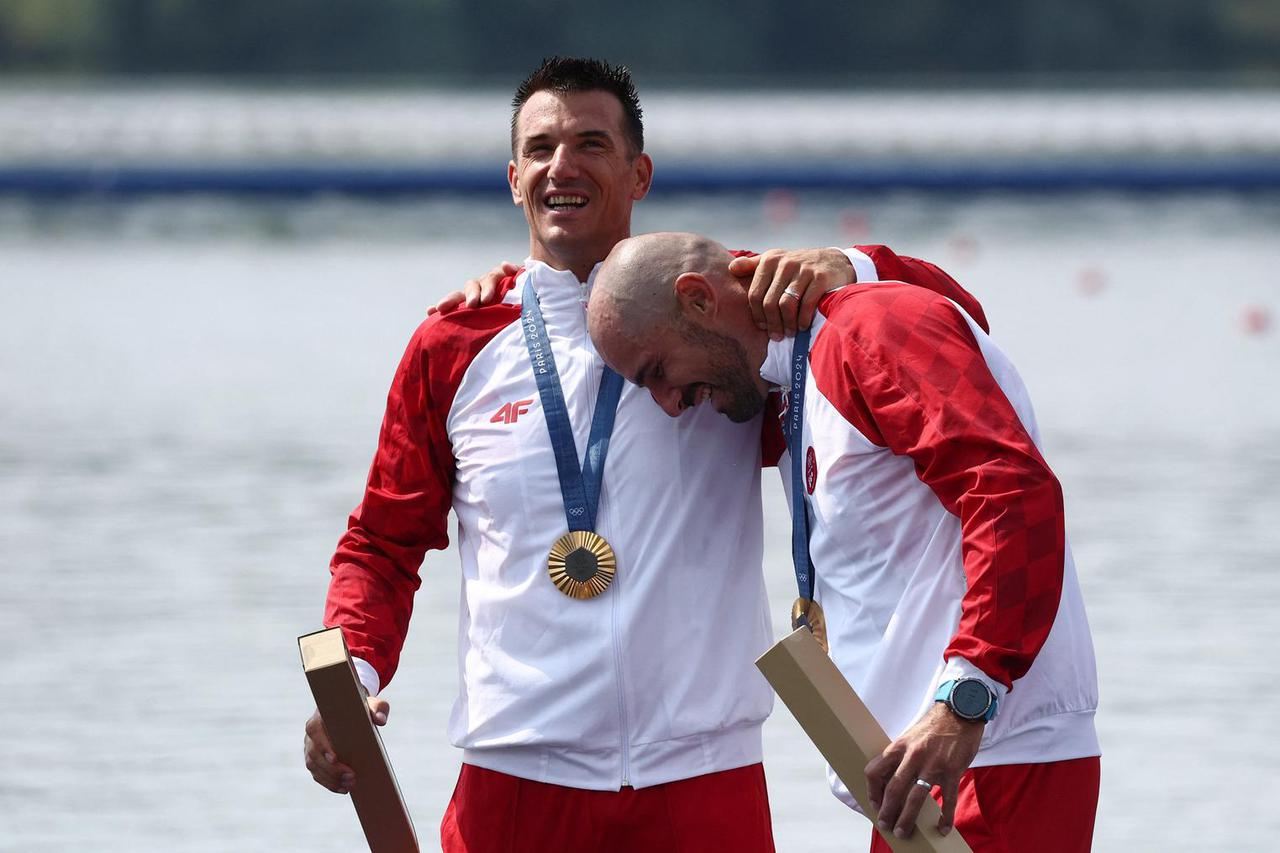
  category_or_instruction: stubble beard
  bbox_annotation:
[677,321,766,423]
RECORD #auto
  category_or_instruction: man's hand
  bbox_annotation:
[730,248,856,341]
[427,261,522,316]
[303,695,391,795]
[864,702,983,840]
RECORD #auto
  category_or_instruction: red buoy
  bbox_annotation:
[840,209,869,242]
[762,189,798,226]
[948,233,978,265]
[1242,305,1271,336]
[1077,267,1107,297]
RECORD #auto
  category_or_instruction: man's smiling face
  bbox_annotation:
[508,89,652,279]
[594,311,771,424]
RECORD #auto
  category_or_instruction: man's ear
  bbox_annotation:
[674,272,716,319]
[631,153,654,201]
[508,161,522,206]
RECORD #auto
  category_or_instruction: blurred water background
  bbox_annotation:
[3,157,1279,851]
[2,5,1280,847]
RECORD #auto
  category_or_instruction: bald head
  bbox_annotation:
[589,231,733,340]
[588,231,771,422]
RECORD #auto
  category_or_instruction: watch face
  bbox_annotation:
[951,680,992,719]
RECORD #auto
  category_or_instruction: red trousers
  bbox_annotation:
[440,762,775,853]
[869,756,1100,853]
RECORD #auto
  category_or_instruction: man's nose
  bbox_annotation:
[548,145,580,179]
[649,383,684,418]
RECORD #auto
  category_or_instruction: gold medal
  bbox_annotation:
[791,597,828,653]
[548,530,617,599]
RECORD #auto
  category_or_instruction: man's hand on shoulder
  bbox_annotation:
[302,695,391,795]
[864,701,983,840]
[729,248,855,341]
[428,261,522,316]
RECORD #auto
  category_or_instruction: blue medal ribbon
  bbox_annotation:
[784,328,816,610]
[521,282,624,532]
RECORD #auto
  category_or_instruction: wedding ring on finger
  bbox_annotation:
[914,779,934,791]
[781,286,803,301]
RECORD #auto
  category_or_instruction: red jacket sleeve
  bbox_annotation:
[324,305,519,689]
[733,245,987,468]
[812,284,1062,689]
[855,244,990,334]
[734,244,988,333]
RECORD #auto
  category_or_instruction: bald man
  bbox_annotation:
[588,232,1101,853]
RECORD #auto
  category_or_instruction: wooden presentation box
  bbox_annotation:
[299,627,419,853]
[757,627,973,853]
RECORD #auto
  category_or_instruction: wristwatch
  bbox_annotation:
[934,678,998,723]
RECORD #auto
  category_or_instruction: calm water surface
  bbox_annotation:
[2,192,1278,851]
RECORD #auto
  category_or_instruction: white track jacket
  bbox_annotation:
[759,277,1100,808]
[325,248,991,791]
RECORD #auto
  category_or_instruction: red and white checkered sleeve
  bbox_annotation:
[814,284,1064,690]
[853,244,991,334]
[324,304,520,692]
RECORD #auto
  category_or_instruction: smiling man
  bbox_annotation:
[588,232,1101,853]
[306,59,799,853]
[507,72,651,283]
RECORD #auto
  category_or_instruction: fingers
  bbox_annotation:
[473,261,521,308]
[796,267,825,331]
[474,276,496,308]
[864,744,900,813]
[867,739,937,842]
[303,710,355,794]
[752,251,811,341]
[727,254,760,279]
[893,774,938,840]
[937,776,960,836]
[873,756,954,840]
[870,742,921,835]
[868,705,980,839]
[744,251,779,334]
[774,267,813,338]
[432,290,468,316]
[441,259,521,315]
[367,695,391,726]
[744,250,839,339]
[876,756,925,840]
[758,256,803,341]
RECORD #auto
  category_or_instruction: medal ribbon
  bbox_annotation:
[521,282,624,532]
[784,328,817,609]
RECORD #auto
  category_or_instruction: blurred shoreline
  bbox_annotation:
[1,88,1277,193]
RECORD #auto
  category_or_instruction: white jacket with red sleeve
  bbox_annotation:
[760,277,1099,807]
[324,247,997,791]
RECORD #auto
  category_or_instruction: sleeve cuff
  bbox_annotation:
[352,656,381,697]
[838,246,878,285]
[940,656,1009,702]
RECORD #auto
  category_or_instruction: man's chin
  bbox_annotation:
[720,394,766,424]
[540,221,599,247]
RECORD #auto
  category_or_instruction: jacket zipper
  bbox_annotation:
[580,282,631,788]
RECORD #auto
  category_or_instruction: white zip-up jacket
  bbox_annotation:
[759,278,1100,808]
[327,261,772,790]
[325,247,989,791]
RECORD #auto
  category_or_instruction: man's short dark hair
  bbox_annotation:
[511,56,644,156]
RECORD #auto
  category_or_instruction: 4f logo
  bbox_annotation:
[491,399,534,424]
